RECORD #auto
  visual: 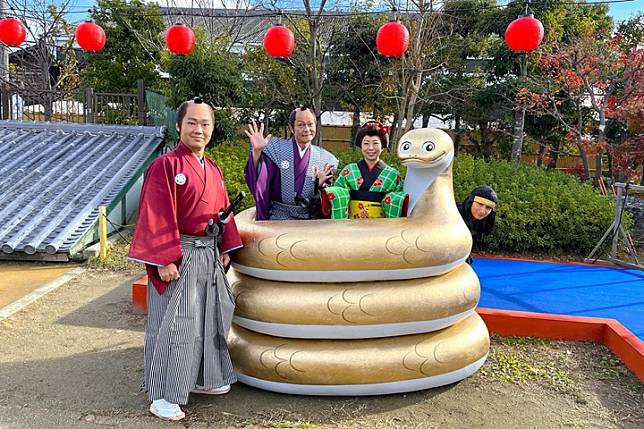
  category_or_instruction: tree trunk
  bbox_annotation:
[43,93,53,121]
[576,106,590,181]
[607,152,618,182]
[454,114,461,156]
[390,65,408,147]
[303,9,325,147]
[262,108,271,131]
[594,152,603,186]
[536,142,546,167]
[389,111,400,152]
[578,146,590,181]
[472,121,483,155]
[510,55,528,166]
[479,121,491,160]
[593,110,607,186]
[547,140,560,170]
[403,71,423,134]
[350,104,360,149]
[310,56,323,145]
[422,113,430,128]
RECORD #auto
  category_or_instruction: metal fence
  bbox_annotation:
[146,89,178,143]
[0,79,149,126]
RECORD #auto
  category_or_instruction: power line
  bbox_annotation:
[0,0,638,22]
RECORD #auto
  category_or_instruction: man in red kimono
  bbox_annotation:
[128,98,242,421]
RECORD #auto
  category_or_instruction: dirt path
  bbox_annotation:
[0,262,79,309]
[0,269,642,428]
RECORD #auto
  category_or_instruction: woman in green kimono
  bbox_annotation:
[322,120,408,219]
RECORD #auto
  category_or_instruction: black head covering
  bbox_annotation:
[457,185,498,249]
[471,185,498,208]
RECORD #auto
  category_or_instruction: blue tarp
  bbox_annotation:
[473,258,644,341]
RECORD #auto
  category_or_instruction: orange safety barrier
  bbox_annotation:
[477,308,644,383]
[132,275,147,314]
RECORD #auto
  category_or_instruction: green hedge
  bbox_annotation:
[207,141,618,254]
[206,141,253,211]
[452,155,617,253]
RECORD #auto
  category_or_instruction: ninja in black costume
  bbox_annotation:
[457,185,498,264]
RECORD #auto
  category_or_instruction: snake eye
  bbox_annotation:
[399,141,412,153]
[422,141,435,152]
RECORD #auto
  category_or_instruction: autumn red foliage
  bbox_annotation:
[527,32,643,181]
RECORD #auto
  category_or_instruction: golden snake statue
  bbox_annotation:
[228,128,490,395]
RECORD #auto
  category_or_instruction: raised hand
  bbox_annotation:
[245,121,272,154]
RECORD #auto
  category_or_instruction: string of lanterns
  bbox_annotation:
[261,18,410,59]
[0,13,410,58]
[0,8,542,57]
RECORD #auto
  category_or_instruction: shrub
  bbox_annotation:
[452,155,618,253]
[207,141,618,254]
[206,141,254,212]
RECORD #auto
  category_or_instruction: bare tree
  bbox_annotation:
[383,0,450,145]
[3,0,79,119]
[259,1,352,143]
[158,0,265,50]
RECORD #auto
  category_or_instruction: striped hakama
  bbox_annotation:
[144,234,236,405]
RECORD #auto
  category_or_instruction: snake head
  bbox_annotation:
[398,128,454,170]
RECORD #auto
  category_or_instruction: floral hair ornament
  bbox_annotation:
[362,119,390,136]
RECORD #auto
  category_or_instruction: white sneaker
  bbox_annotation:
[191,384,231,395]
[149,399,185,421]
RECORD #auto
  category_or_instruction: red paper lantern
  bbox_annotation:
[504,15,544,53]
[75,21,106,52]
[165,24,195,55]
[263,25,295,58]
[0,17,26,46]
[376,21,409,57]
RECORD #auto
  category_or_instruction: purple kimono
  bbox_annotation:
[245,138,338,220]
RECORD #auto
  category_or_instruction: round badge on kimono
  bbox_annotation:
[280,160,290,169]
[174,173,187,185]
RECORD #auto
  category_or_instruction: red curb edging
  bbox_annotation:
[476,307,644,383]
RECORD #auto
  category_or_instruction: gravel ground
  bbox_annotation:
[0,269,642,429]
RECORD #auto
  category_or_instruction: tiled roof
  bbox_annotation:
[0,121,166,260]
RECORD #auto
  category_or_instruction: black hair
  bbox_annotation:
[354,124,389,149]
[176,96,215,130]
[288,105,314,129]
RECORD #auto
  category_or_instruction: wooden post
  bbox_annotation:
[137,79,146,125]
[98,206,108,260]
[84,87,94,123]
